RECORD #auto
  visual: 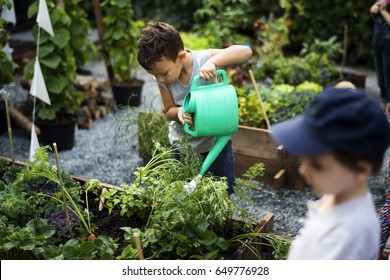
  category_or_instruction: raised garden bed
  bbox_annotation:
[232,125,304,190]
[0,147,289,260]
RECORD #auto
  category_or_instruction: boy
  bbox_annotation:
[137,21,252,194]
[270,87,390,259]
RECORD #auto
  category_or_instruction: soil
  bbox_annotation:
[87,197,144,255]
[86,194,274,259]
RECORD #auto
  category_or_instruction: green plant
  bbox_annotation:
[193,0,251,47]
[114,108,170,162]
[0,149,119,260]
[101,0,144,85]
[281,0,372,66]
[66,0,98,69]
[0,216,117,260]
[24,0,83,121]
[0,218,60,259]
[237,81,322,128]
[252,13,339,86]
[92,141,289,260]
[16,146,94,236]
[0,0,18,88]
[180,32,216,50]
[60,235,117,260]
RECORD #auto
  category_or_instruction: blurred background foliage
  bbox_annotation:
[8,0,374,67]
[129,0,372,67]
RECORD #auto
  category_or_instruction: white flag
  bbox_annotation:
[37,0,54,37]
[2,42,13,60]
[29,125,40,162]
[0,0,16,25]
[30,58,51,105]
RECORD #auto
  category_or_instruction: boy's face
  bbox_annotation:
[146,53,184,84]
[298,153,361,197]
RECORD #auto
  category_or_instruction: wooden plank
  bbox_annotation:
[234,153,304,190]
[273,169,286,189]
[0,156,122,192]
[9,107,41,136]
[232,212,276,260]
[232,125,303,190]
[253,212,274,234]
[232,125,300,164]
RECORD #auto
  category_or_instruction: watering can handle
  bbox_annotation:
[190,69,229,92]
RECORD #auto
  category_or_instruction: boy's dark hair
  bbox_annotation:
[137,21,184,70]
[333,151,383,175]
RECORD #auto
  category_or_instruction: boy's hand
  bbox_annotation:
[371,0,382,13]
[374,0,387,12]
[178,107,193,128]
[198,60,217,80]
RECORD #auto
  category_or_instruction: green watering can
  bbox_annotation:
[183,69,238,191]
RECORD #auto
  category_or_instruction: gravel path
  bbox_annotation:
[1,61,389,238]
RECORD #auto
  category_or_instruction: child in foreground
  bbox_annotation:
[137,21,252,194]
[271,87,390,259]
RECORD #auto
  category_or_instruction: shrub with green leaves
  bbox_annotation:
[24,1,83,121]
[238,81,322,128]
[0,0,18,88]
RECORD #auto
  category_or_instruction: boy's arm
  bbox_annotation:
[198,45,252,80]
[380,3,390,26]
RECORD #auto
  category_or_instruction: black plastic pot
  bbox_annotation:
[36,115,77,151]
[112,81,144,107]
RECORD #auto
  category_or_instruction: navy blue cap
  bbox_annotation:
[270,87,390,159]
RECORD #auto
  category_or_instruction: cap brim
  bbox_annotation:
[270,116,332,156]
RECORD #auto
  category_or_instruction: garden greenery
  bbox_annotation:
[0,0,17,88]
[237,81,323,128]
[24,0,83,121]
[93,141,291,260]
[0,144,290,260]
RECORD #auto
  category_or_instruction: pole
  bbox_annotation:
[4,92,15,164]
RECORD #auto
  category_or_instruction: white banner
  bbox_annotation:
[37,0,54,36]
[30,58,51,105]
[29,125,40,162]
[0,0,16,25]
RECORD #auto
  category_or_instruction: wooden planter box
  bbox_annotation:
[232,125,304,190]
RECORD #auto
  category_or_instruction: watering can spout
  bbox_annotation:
[199,136,231,176]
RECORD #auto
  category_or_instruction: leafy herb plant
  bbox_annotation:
[95,141,290,260]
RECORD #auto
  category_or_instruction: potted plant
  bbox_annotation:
[23,0,84,150]
[0,0,18,134]
[100,0,145,107]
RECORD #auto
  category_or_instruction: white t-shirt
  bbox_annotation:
[157,49,216,153]
[287,193,380,260]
